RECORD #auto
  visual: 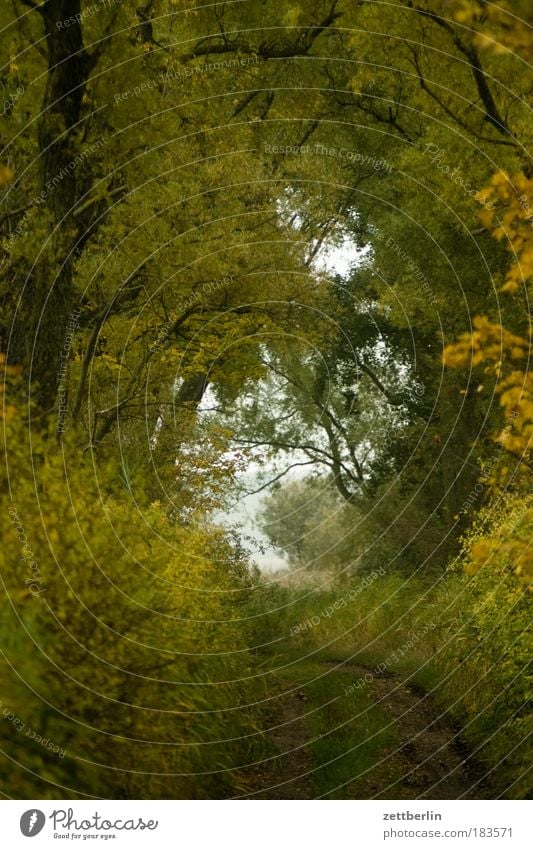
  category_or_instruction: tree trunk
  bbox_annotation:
[12,1,90,417]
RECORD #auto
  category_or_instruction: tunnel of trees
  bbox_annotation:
[1,0,531,800]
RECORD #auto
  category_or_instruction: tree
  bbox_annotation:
[259,475,360,574]
[210,0,532,570]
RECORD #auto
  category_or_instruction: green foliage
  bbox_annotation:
[248,564,531,798]
[258,476,360,574]
[1,0,531,800]
[1,404,259,798]
[429,498,532,798]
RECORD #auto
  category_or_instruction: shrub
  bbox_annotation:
[1,403,259,798]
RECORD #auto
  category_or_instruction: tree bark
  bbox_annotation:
[12,1,90,417]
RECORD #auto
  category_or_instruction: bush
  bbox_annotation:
[428,497,532,798]
[1,402,259,798]
[248,546,531,798]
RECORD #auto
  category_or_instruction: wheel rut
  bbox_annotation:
[242,660,494,799]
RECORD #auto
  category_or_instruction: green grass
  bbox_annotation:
[295,661,399,798]
[249,561,532,798]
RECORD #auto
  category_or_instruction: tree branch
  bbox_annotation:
[231,461,317,506]
[405,1,514,138]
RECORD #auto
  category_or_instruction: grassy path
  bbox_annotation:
[241,659,494,800]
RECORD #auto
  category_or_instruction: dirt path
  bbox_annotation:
[242,660,494,799]
[243,686,314,799]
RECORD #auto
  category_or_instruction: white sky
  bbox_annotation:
[217,238,365,572]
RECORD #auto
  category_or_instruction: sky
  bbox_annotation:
[216,237,365,572]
